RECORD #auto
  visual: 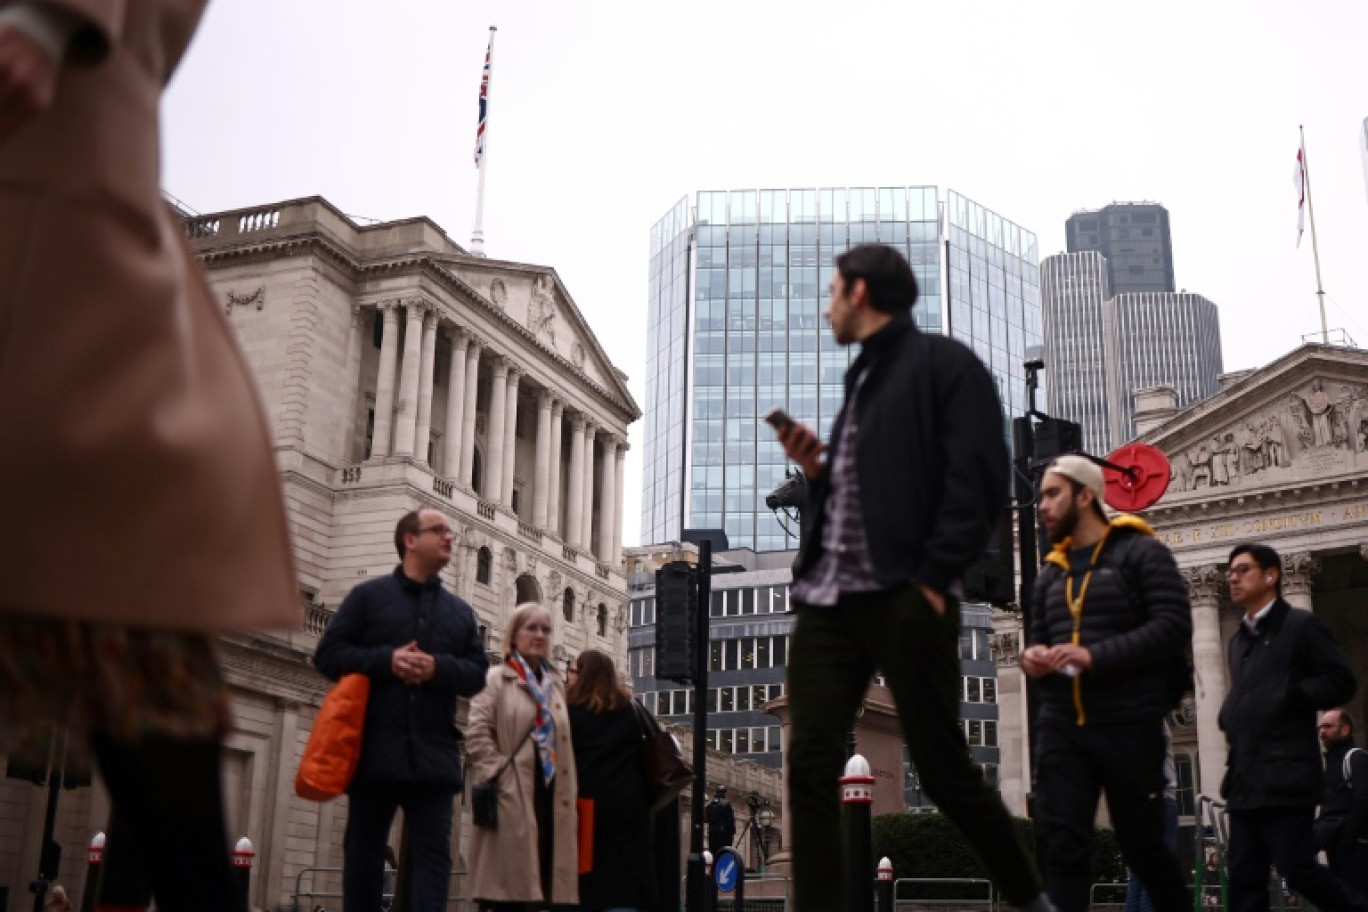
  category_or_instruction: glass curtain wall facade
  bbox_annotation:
[1041,251,1115,454]
[1104,292,1223,445]
[642,187,1040,552]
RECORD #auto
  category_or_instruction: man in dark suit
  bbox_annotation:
[316,509,488,912]
[1219,542,1367,912]
[706,786,736,854]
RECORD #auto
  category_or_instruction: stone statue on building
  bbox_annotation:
[1298,380,1335,447]
[528,274,557,345]
[1210,435,1231,485]
[1262,416,1289,468]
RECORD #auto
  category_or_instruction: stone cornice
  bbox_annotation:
[197,237,640,424]
[1142,475,1366,527]
[219,634,330,705]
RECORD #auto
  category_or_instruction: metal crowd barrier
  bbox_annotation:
[893,877,994,910]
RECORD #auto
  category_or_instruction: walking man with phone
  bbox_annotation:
[774,244,1053,912]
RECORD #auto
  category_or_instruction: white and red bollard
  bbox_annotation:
[79,832,104,912]
[876,856,894,912]
[233,836,255,908]
[841,754,876,912]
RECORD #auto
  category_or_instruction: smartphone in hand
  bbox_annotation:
[764,408,794,435]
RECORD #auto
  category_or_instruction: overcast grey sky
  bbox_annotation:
[162,0,1368,547]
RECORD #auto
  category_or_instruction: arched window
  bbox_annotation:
[476,547,492,585]
[563,587,576,622]
[596,603,608,638]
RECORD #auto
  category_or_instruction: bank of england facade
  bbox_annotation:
[0,196,640,910]
[996,341,1368,853]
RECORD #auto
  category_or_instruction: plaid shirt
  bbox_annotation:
[790,368,882,607]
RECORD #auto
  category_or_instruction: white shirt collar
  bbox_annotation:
[1242,597,1277,632]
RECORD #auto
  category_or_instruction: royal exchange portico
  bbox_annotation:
[0,197,641,910]
[1135,342,1368,815]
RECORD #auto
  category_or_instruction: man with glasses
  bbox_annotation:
[316,508,489,912]
[1219,542,1366,912]
[1316,709,1368,895]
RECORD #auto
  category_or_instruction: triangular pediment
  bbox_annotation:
[1139,344,1368,502]
[438,259,640,420]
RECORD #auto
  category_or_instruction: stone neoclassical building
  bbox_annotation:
[995,341,1368,851]
[0,196,642,910]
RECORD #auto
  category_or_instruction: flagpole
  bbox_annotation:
[470,25,496,258]
[1300,125,1329,344]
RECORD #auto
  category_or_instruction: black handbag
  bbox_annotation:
[470,723,537,829]
[631,699,693,812]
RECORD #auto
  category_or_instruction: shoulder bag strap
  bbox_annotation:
[488,721,539,782]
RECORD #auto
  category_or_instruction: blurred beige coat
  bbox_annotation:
[0,0,298,631]
[466,663,579,906]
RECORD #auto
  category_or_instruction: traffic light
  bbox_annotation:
[655,561,697,683]
[1034,417,1083,461]
[963,508,1015,607]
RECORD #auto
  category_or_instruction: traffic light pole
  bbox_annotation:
[685,539,712,912]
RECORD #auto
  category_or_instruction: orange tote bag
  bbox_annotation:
[295,673,370,801]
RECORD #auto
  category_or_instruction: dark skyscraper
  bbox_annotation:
[1065,202,1175,295]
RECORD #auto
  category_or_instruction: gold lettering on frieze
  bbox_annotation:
[1152,504,1362,546]
[1343,504,1367,522]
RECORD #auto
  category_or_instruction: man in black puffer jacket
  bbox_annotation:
[315,508,488,912]
[1023,456,1192,912]
[1219,543,1366,912]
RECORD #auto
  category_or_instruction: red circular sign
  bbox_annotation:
[1103,443,1171,511]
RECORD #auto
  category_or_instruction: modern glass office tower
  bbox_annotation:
[1042,248,1223,454]
[642,187,1042,551]
[1065,202,1176,296]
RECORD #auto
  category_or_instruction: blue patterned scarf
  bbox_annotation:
[509,651,557,787]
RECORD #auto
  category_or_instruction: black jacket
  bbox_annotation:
[1028,517,1192,726]
[314,568,488,787]
[794,311,1008,596]
[569,702,657,910]
[1218,598,1356,810]
[1317,736,1368,856]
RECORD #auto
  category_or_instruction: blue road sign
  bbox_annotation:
[714,851,739,893]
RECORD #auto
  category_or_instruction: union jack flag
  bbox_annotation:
[474,33,493,168]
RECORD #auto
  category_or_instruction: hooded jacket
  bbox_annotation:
[1028,516,1192,726]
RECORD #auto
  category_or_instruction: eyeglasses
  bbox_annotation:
[1227,563,1259,578]
[418,525,454,538]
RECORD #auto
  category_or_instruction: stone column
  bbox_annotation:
[502,368,521,508]
[581,423,598,552]
[1184,564,1229,803]
[612,440,627,564]
[485,357,509,502]
[459,338,482,486]
[548,400,565,537]
[442,329,469,477]
[598,436,617,562]
[533,392,553,529]
[341,305,367,459]
[413,307,438,464]
[565,414,586,549]
[392,300,426,457]
[370,302,401,458]
[1282,552,1321,612]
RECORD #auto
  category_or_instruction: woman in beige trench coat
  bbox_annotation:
[0,2,297,910]
[467,603,579,910]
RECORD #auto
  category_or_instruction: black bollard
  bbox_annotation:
[232,837,255,910]
[78,832,104,912]
[875,856,894,912]
[841,754,875,912]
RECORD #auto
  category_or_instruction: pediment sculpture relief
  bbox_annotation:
[527,274,557,346]
[489,278,508,309]
[1168,378,1366,493]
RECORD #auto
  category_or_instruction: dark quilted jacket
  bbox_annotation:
[1028,517,1192,726]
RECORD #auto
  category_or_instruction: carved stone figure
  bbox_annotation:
[1263,416,1288,468]
[527,274,557,345]
[1188,442,1212,488]
[489,278,508,308]
[1299,380,1334,447]
[571,343,586,370]
[1241,422,1265,474]
[1210,435,1230,485]
[1222,433,1240,482]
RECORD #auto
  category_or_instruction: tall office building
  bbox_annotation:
[1065,202,1175,295]
[642,187,1042,551]
[1042,241,1223,454]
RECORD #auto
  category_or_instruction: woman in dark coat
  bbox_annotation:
[567,649,658,912]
